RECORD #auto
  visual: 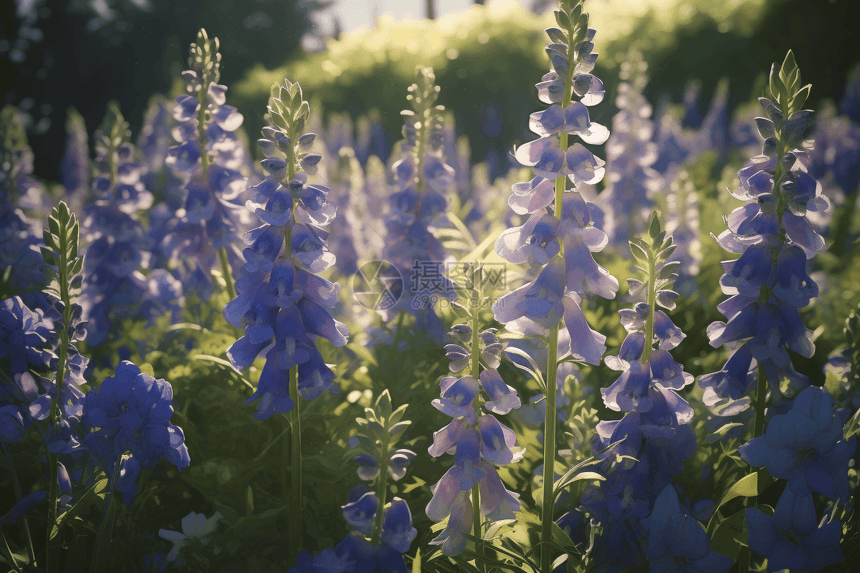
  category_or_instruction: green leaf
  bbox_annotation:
[51,478,108,540]
[792,84,812,111]
[709,508,747,560]
[412,548,421,573]
[41,247,59,268]
[706,471,775,535]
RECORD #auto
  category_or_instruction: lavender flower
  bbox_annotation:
[224,78,349,419]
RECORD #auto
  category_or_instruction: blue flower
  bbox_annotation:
[224,79,348,419]
[83,361,190,505]
[426,320,523,556]
[0,295,53,375]
[642,485,732,573]
[700,84,828,408]
[746,487,843,571]
[739,386,855,502]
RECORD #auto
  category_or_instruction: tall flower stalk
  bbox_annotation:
[699,51,827,455]
[224,78,348,558]
[578,214,699,571]
[490,1,616,570]
[381,67,455,343]
[40,202,85,573]
[427,263,523,558]
[164,29,248,300]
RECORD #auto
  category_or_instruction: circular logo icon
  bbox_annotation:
[351,260,404,310]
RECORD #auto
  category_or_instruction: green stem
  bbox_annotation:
[46,217,73,573]
[89,455,123,573]
[218,246,237,301]
[470,292,484,571]
[541,16,578,572]
[289,365,302,556]
[2,442,36,565]
[640,254,657,364]
[370,441,390,546]
[740,364,768,573]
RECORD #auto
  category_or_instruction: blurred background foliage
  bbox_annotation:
[3,0,856,182]
[234,0,855,171]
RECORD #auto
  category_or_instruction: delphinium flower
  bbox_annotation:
[80,102,154,346]
[490,2,617,569]
[326,146,375,276]
[663,169,702,295]
[37,202,89,569]
[809,73,860,254]
[60,108,89,203]
[380,66,456,344]
[291,390,416,572]
[597,50,660,247]
[138,96,185,212]
[223,78,349,554]
[576,215,697,571]
[692,78,730,160]
[355,110,390,167]
[698,51,826,428]
[640,485,733,573]
[426,263,523,557]
[0,105,47,295]
[83,360,191,505]
[162,29,250,301]
[740,385,855,504]
[745,485,844,571]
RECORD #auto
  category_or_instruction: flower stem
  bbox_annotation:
[470,292,484,571]
[640,253,657,364]
[740,364,768,573]
[218,246,236,301]
[46,213,73,573]
[2,442,36,565]
[370,441,390,546]
[289,365,303,557]
[541,15,577,570]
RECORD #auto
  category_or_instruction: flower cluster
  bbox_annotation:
[597,50,660,247]
[81,102,154,345]
[699,52,827,417]
[662,169,702,294]
[161,29,250,299]
[641,485,732,573]
[0,105,47,294]
[492,1,616,365]
[577,215,697,571]
[292,391,417,572]
[224,78,348,419]
[83,360,190,505]
[427,268,523,556]
[380,67,455,342]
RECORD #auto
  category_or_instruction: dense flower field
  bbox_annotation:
[1,1,859,572]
